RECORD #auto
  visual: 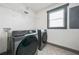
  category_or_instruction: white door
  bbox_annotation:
[0,29,7,53]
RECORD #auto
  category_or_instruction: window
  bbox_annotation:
[47,4,69,29]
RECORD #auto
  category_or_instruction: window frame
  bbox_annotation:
[47,4,69,29]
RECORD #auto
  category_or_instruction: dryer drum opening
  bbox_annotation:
[16,35,38,55]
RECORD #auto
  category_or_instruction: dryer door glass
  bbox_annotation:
[42,32,47,44]
[16,35,38,55]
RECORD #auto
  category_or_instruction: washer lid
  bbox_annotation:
[12,30,30,37]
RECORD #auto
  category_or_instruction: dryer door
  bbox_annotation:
[16,35,38,55]
[42,32,47,44]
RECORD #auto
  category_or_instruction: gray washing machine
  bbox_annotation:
[11,30,38,55]
[38,29,47,50]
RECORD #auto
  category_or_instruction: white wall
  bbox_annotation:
[36,3,79,51]
[0,5,35,53]
[0,7,36,30]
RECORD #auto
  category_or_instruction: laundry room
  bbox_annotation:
[0,3,79,55]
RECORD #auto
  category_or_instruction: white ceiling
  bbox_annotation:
[0,3,56,13]
[24,3,54,12]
